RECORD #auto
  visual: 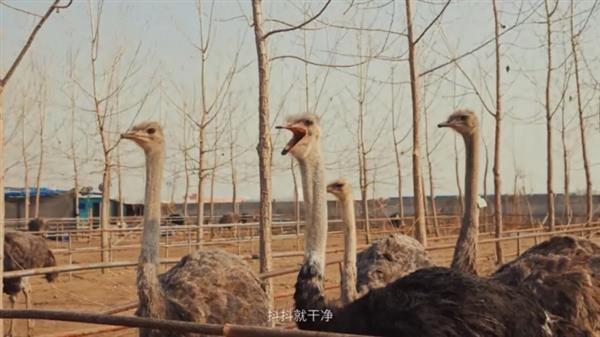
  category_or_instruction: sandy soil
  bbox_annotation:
[3,224,590,337]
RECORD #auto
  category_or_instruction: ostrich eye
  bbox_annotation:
[459,115,468,121]
[334,183,343,188]
[303,119,313,126]
[147,128,156,135]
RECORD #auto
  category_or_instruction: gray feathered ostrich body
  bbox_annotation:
[4,231,57,337]
[122,122,268,337]
[4,231,57,295]
[355,233,431,294]
[492,235,600,332]
[326,179,431,300]
[279,112,591,337]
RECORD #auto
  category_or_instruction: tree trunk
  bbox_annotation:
[100,160,111,269]
[117,146,124,225]
[391,67,404,226]
[483,137,490,230]
[570,0,593,225]
[209,126,219,238]
[21,98,30,226]
[34,82,46,219]
[560,97,572,225]
[70,90,80,227]
[251,0,274,314]
[196,127,206,243]
[229,115,238,214]
[544,0,556,232]
[492,0,504,264]
[358,121,371,244]
[405,0,427,246]
[423,89,439,236]
[183,110,190,220]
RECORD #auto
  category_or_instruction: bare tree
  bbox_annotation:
[251,0,274,313]
[33,70,47,219]
[544,0,558,231]
[561,92,573,225]
[251,0,332,315]
[569,0,593,225]
[189,0,242,244]
[80,0,150,267]
[0,0,71,322]
[182,102,191,220]
[492,0,504,264]
[356,28,372,244]
[20,91,31,225]
[208,118,220,225]
[405,0,427,245]
[391,67,405,226]
[423,79,440,236]
[68,59,81,227]
[228,107,238,214]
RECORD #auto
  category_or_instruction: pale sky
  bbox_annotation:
[2,0,599,204]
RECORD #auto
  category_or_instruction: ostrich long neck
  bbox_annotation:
[294,144,329,321]
[339,192,357,304]
[451,129,480,274]
[299,148,328,275]
[137,146,167,322]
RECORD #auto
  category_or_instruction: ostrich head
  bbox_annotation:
[276,113,321,159]
[120,121,164,153]
[327,178,352,201]
[437,109,478,135]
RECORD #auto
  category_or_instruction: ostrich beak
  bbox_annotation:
[121,130,145,141]
[276,123,307,155]
[120,132,136,140]
[437,121,451,128]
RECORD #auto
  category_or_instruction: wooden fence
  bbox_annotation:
[3,218,599,337]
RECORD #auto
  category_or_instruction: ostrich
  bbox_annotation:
[121,122,268,337]
[279,112,589,336]
[4,231,57,337]
[441,109,600,332]
[326,178,358,303]
[326,179,431,301]
[27,218,47,232]
[437,109,480,274]
[492,235,600,331]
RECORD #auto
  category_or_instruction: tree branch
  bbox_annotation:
[262,0,332,40]
[1,0,72,87]
[414,0,452,45]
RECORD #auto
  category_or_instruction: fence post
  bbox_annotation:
[88,208,93,246]
[68,234,73,281]
[165,228,170,259]
[236,223,241,256]
[187,225,192,254]
[516,232,521,257]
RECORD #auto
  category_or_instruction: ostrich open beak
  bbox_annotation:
[275,123,307,155]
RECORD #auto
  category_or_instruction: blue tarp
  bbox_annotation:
[5,187,66,198]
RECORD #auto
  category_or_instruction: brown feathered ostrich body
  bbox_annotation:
[4,231,57,337]
[122,122,268,337]
[326,178,431,301]
[492,235,600,331]
[279,112,584,337]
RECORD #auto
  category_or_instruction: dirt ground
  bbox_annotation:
[3,224,592,337]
